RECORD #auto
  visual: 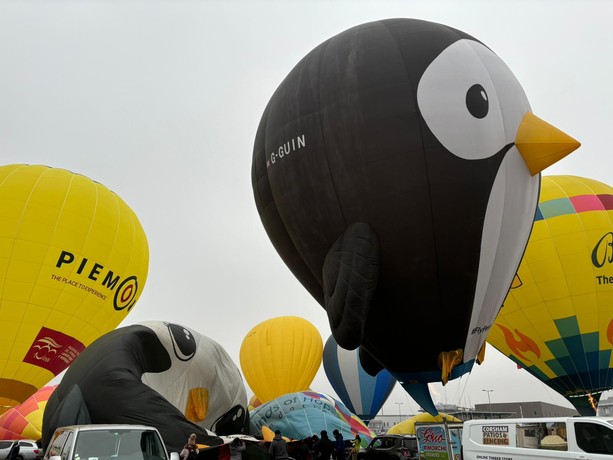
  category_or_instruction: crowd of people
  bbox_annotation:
[181,428,363,460]
[306,430,361,460]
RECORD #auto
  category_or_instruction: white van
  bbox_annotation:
[462,416,613,459]
[43,424,179,460]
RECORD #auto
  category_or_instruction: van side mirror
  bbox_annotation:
[170,452,180,460]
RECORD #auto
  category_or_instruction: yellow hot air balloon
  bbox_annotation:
[0,164,149,413]
[387,412,462,435]
[240,316,323,404]
[488,175,613,415]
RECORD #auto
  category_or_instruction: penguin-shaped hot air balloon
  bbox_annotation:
[251,18,580,414]
[42,322,249,453]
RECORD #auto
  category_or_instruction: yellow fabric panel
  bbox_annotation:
[0,165,149,408]
[239,316,323,404]
[387,412,462,435]
[544,298,576,321]
[548,213,582,237]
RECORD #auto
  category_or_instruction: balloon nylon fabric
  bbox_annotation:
[249,391,373,442]
[489,175,613,415]
[0,164,149,412]
[322,335,395,421]
[240,316,323,404]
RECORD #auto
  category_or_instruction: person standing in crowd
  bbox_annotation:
[309,434,320,459]
[314,430,334,460]
[181,433,199,460]
[230,437,246,460]
[350,435,361,460]
[270,430,289,460]
[332,430,345,460]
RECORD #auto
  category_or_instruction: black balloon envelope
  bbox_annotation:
[251,18,580,414]
[42,322,249,453]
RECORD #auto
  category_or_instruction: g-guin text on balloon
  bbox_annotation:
[266,134,306,168]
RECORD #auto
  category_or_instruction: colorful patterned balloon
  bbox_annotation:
[488,175,613,415]
[0,384,57,440]
[249,390,373,442]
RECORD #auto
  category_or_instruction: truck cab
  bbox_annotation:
[43,424,179,460]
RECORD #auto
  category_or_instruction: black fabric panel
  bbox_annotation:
[41,384,91,449]
[322,222,380,349]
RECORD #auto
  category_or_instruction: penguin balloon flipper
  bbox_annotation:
[399,381,439,417]
[42,384,91,449]
[359,346,385,377]
[323,222,380,350]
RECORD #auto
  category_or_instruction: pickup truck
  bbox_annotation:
[43,424,180,460]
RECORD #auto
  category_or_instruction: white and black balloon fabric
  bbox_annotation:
[323,335,396,423]
[41,322,249,452]
[251,18,580,414]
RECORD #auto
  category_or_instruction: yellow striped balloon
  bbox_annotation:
[0,164,149,413]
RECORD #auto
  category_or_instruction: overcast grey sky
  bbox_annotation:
[2,0,613,417]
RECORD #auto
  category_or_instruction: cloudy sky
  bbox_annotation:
[2,0,613,417]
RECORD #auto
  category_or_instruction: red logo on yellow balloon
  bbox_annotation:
[23,327,85,375]
[496,324,540,362]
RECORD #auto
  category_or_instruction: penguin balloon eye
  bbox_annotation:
[165,322,197,361]
[417,39,530,160]
[466,84,488,119]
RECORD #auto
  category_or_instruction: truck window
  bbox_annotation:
[46,430,73,460]
[515,422,541,449]
[538,421,568,452]
[140,431,167,460]
[576,422,613,455]
[62,432,74,460]
[74,429,166,460]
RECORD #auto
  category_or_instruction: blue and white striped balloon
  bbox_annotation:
[323,335,397,422]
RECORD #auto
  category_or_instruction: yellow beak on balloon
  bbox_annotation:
[185,387,209,422]
[515,112,581,176]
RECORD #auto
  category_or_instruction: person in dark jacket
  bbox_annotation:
[270,430,289,460]
[332,430,345,460]
[314,431,334,460]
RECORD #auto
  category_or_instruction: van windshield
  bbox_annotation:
[74,429,166,460]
